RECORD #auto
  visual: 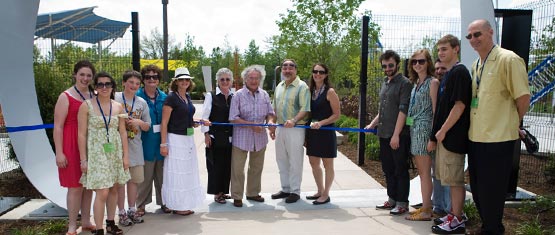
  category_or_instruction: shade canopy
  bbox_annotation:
[35,6,130,44]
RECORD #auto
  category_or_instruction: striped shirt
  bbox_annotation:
[229,87,275,152]
[273,76,311,124]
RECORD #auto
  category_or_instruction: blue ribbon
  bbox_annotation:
[5,124,54,133]
[5,121,377,134]
[198,121,377,133]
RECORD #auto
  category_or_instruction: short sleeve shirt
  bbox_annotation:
[164,92,195,135]
[115,92,151,166]
[469,46,530,142]
[273,76,311,124]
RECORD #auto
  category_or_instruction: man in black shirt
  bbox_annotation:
[365,50,412,215]
[429,35,472,234]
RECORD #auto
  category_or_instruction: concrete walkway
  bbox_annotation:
[1,104,439,234]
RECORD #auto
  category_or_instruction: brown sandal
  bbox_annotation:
[173,210,194,216]
[405,208,432,221]
[161,204,172,213]
[136,207,145,216]
[214,195,226,204]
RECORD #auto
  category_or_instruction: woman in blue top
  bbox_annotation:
[136,65,169,215]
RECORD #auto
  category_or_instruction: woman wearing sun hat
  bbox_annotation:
[160,67,210,216]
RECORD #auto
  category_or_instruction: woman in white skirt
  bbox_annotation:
[160,67,210,216]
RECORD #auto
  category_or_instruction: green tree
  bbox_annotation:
[274,0,380,87]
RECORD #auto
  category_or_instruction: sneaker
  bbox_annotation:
[433,213,467,225]
[390,205,408,215]
[376,201,395,210]
[128,209,144,224]
[431,214,466,234]
[118,212,133,226]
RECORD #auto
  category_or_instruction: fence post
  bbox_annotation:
[358,16,369,166]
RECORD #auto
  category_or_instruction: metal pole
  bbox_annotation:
[358,16,369,166]
[162,0,169,81]
[131,12,140,71]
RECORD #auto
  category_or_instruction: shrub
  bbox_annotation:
[463,200,481,225]
[515,216,544,235]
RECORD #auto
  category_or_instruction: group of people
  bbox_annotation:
[367,19,530,235]
[53,18,528,235]
[55,58,341,235]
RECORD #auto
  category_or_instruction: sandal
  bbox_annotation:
[221,194,231,199]
[214,195,226,204]
[173,210,194,216]
[106,220,123,235]
[81,224,97,231]
[161,204,172,213]
[136,207,145,216]
[405,207,432,221]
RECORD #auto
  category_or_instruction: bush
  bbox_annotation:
[515,216,544,235]
[10,219,66,235]
[464,200,481,225]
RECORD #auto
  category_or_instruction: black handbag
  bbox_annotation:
[521,128,539,154]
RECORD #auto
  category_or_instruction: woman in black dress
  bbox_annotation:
[201,68,234,204]
[305,63,341,205]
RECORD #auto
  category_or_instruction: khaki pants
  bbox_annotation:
[136,160,164,207]
[230,146,266,199]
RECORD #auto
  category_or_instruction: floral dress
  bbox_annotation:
[80,99,130,189]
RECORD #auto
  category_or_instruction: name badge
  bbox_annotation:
[153,124,161,133]
[471,97,479,108]
[103,142,116,153]
[127,130,135,139]
[405,117,414,126]
[186,127,194,136]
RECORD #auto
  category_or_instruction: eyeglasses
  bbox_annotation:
[411,59,426,65]
[381,63,395,69]
[282,63,296,68]
[144,75,159,80]
[465,31,482,40]
[219,78,231,82]
[95,82,113,89]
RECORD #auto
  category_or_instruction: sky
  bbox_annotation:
[37,0,531,53]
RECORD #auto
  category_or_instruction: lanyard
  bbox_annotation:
[74,85,92,101]
[96,96,112,142]
[176,92,194,127]
[439,62,459,98]
[122,93,136,117]
[475,45,495,90]
[410,77,429,107]
[145,89,159,124]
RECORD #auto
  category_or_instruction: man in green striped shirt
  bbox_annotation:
[269,59,311,203]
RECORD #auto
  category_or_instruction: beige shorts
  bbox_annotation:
[435,142,465,186]
[128,165,144,184]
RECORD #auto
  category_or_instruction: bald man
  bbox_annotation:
[466,19,530,235]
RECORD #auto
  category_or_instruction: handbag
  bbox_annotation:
[521,128,539,154]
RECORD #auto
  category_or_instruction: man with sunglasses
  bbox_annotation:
[428,34,472,235]
[365,50,412,215]
[136,64,170,215]
[466,19,530,235]
[269,59,311,203]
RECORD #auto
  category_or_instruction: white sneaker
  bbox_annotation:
[431,214,466,234]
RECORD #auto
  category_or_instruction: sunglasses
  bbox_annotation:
[381,63,395,69]
[312,70,327,75]
[411,59,426,65]
[466,31,482,40]
[95,82,113,89]
[144,74,159,80]
[219,78,231,82]
[282,63,296,68]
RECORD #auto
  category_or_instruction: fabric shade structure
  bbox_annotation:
[35,6,130,44]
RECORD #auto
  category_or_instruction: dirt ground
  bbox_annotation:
[338,142,555,235]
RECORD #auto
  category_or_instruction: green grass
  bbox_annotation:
[515,216,545,235]
[9,220,66,235]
